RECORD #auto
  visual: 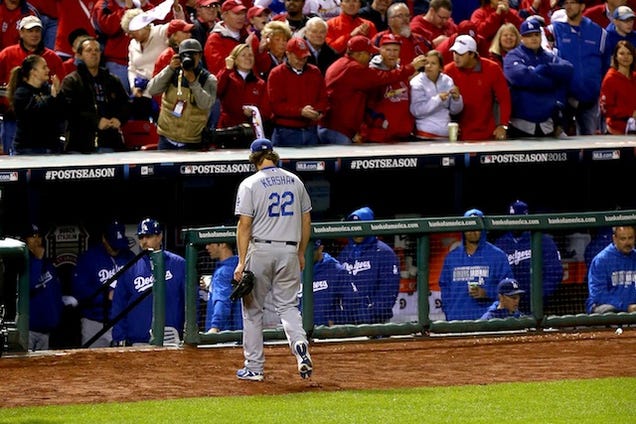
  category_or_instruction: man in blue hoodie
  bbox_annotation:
[586,225,636,314]
[337,206,400,324]
[439,209,514,321]
[494,200,563,315]
[309,239,350,326]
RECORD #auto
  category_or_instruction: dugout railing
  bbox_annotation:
[182,210,636,346]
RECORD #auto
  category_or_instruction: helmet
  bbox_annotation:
[137,218,162,236]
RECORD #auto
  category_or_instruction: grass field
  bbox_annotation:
[1,377,634,423]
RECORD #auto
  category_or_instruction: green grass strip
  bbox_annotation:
[1,377,634,423]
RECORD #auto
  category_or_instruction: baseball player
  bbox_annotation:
[480,278,526,320]
[233,138,313,381]
[204,242,242,333]
[72,221,134,348]
[111,218,186,346]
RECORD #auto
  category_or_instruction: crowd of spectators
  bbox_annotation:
[1,0,636,154]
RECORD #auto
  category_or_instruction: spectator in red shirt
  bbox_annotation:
[203,0,249,76]
[253,20,292,80]
[444,34,511,141]
[436,19,490,67]
[28,0,57,50]
[268,37,327,145]
[62,28,90,75]
[471,0,523,46]
[584,0,628,29]
[54,0,96,60]
[326,0,377,55]
[318,35,425,144]
[153,19,194,76]
[361,33,414,142]
[0,15,65,155]
[373,2,432,65]
[600,39,636,134]
[410,0,458,48]
[191,0,221,52]
[0,0,38,51]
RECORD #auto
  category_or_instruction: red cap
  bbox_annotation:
[456,20,477,38]
[167,19,194,37]
[286,37,311,58]
[347,35,378,54]
[379,33,401,46]
[222,0,247,13]
[247,6,270,21]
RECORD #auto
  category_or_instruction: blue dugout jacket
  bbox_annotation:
[586,243,636,313]
[205,255,242,332]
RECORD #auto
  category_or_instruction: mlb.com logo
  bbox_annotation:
[481,155,494,164]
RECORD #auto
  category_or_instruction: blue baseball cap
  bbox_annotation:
[250,138,273,153]
[21,223,41,239]
[137,218,162,236]
[498,278,525,296]
[520,20,542,36]
[613,6,635,21]
[509,200,529,215]
[106,221,129,250]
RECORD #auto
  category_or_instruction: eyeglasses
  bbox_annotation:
[201,3,220,8]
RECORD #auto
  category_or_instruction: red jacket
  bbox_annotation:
[470,5,522,46]
[55,0,96,57]
[323,55,415,138]
[267,62,327,128]
[216,67,271,128]
[583,4,610,29]
[600,68,636,135]
[203,22,249,77]
[444,57,510,141]
[326,13,377,55]
[29,0,57,17]
[0,2,37,51]
[409,14,457,45]
[372,29,431,65]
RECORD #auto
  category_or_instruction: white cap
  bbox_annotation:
[19,15,42,30]
[450,35,477,55]
[128,12,156,32]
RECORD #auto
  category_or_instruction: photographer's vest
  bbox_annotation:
[157,69,211,143]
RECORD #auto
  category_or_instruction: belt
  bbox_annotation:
[253,238,297,246]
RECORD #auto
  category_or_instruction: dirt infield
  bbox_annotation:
[1,330,635,408]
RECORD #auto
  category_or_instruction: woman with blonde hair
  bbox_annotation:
[253,20,293,80]
[217,43,271,130]
[7,55,64,154]
[488,22,520,68]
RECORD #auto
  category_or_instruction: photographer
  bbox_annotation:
[147,39,217,150]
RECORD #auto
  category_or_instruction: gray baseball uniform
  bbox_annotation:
[235,165,312,374]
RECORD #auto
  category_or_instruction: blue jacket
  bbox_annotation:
[480,301,524,320]
[72,243,135,322]
[310,252,350,326]
[550,18,608,103]
[111,251,186,344]
[504,44,573,123]
[439,211,513,321]
[604,28,636,67]
[586,243,636,313]
[338,206,400,324]
[205,255,242,332]
[494,231,563,314]
[584,227,613,270]
[29,254,63,333]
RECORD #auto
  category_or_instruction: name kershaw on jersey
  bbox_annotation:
[259,175,296,188]
[133,271,175,292]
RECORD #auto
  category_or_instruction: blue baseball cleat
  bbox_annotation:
[294,341,313,379]
[236,367,264,381]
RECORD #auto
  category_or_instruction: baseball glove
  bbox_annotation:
[230,270,255,301]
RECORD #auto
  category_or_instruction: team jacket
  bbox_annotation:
[503,44,573,124]
[309,252,350,326]
[0,1,38,51]
[54,0,96,57]
[267,62,328,129]
[216,67,271,128]
[29,254,63,334]
[203,22,249,77]
[72,244,135,323]
[586,243,636,313]
[111,252,186,344]
[409,14,457,44]
[206,255,242,332]
[337,207,400,324]
[444,57,511,141]
[323,55,416,139]
[60,61,131,152]
[439,229,513,321]
[470,4,522,45]
[326,12,377,55]
[493,231,563,315]
[361,56,413,142]
[600,68,636,135]
[372,29,431,68]
[549,18,607,104]
[480,301,524,320]
[409,71,463,137]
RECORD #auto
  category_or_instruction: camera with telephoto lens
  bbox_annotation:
[180,52,196,71]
